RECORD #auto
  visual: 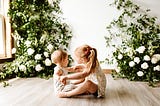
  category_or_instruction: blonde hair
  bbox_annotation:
[74,44,98,70]
[51,49,68,64]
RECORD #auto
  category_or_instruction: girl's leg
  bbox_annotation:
[57,80,98,98]
[70,78,85,85]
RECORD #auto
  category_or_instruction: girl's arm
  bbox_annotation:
[60,68,91,83]
[64,64,85,72]
[60,50,95,83]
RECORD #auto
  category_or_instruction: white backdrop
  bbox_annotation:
[60,0,160,68]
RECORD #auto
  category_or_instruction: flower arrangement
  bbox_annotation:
[114,45,160,84]
[0,0,72,82]
[105,0,160,86]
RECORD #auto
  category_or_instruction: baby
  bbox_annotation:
[51,49,84,94]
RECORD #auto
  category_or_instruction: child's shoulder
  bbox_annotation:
[54,66,61,71]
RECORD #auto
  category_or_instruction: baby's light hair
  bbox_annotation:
[51,49,68,64]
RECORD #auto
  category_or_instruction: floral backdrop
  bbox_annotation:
[0,0,72,83]
[105,0,160,86]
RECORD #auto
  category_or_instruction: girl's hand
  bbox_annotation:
[59,76,67,85]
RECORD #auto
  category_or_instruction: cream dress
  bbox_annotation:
[86,66,106,98]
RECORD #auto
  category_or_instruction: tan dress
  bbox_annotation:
[86,66,106,98]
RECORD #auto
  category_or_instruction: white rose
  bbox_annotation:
[12,48,17,54]
[151,57,158,64]
[47,44,53,52]
[115,67,120,73]
[45,58,52,66]
[35,54,42,60]
[136,46,146,53]
[137,71,144,77]
[27,48,35,55]
[44,52,49,57]
[25,40,31,47]
[153,65,160,71]
[19,65,26,71]
[129,61,135,67]
[143,55,150,61]
[157,33,160,38]
[151,54,160,64]
[141,62,149,69]
[17,40,20,47]
[134,57,140,64]
[118,54,123,60]
[35,64,43,72]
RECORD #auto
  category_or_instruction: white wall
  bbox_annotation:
[60,0,160,68]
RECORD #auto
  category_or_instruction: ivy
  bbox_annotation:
[0,0,72,83]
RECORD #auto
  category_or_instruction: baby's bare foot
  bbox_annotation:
[57,92,69,98]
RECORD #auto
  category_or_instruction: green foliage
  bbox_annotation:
[105,0,160,86]
[0,0,72,81]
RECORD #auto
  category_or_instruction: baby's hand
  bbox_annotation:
[59,76,67,85]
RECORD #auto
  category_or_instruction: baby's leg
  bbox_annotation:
[57,80,98,98]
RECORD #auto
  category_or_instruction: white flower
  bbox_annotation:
[141,62,149,69]
[118,54,123,60]
[134,57,140,64]
[151,57,158,64]
[151,54,160,64]
[12,48,16,54]
[44,52,49,57]
[115,67,120,73]
[153,65,160,71]
[47,44,53,52]
[35,54,42,60]
[19,65,26,71]
[45,58,52,66]
[136,46,146,53]
[35,64,43,72]
[25,40,31,47]
[129,61,135,67]
[17,40,20,47]
[27,48,35,55]
[157,33,160,38]
[143,55,150,61]
[137,71,144,77]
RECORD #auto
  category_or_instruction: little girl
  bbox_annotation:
[51,49,84,94]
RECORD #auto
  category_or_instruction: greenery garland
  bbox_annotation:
[105,0,160,86]
[0,0,72,82]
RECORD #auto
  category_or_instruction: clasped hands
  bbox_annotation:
[59,75,67,85]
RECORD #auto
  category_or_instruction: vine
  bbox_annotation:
[105,0,160,86]
[0,0,72,82]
